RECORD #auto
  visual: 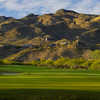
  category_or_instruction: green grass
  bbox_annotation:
[0,64,99,73]
[0,65,100,100]
[0,65,99,90]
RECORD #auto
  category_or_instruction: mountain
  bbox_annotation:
[0,9,100,62]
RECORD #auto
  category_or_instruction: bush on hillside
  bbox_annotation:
[54,57,89,69]
[81,60,93,67]
[66,58,86,67]
[2,59,15,65]
[39,59,54,66]
[90,60,100,70]
[54,57,71,68]
[90,50,100,59]
[31,60,40,66]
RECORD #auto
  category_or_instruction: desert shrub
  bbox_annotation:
[2,59,16,65]
[39,59,54,66]
[54,57,69,66]
[90,60,100,70]
[31,60,40,66]
[53,57,89,69]
[0,59,24,65]
[81,60,93,67]
[53,57,70,68]
[66,58,86,67]
[90,50,100,59]
[44,59,54,65]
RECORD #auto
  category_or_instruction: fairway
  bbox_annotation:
[0,74,100,91]
[0,65,100,91]
[0,65,100,100]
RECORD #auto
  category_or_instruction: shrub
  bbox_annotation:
[53,57,89,69]
[90,60,100,70]
[39,59,54,66]
[54,57,69,66]
[31,60,40,66]
[91,50,100,59]
[81,60,93,67]
[44,59,54,65]
[2,59,16,65]
[66,58,86,67]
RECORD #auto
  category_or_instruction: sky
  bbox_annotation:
[0,0,100,18]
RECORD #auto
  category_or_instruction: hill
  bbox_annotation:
[0,9,100,62]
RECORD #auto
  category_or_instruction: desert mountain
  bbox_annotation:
[0,9,100,62]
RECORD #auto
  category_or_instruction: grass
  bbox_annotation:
[0,65,100,90]
[0,65,100,100]
[0,64,99,73]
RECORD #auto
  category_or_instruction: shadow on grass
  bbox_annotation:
[0,89,100,100]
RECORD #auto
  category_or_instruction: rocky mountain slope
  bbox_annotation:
[0,9,100,62]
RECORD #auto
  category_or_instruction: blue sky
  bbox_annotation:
[0,0,100,18]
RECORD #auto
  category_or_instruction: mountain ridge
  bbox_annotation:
[0,9,100,62]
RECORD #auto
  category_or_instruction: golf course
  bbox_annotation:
[0,65,100,100]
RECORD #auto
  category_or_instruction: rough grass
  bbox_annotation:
[0,65,100,100]
[0,89,100,100]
